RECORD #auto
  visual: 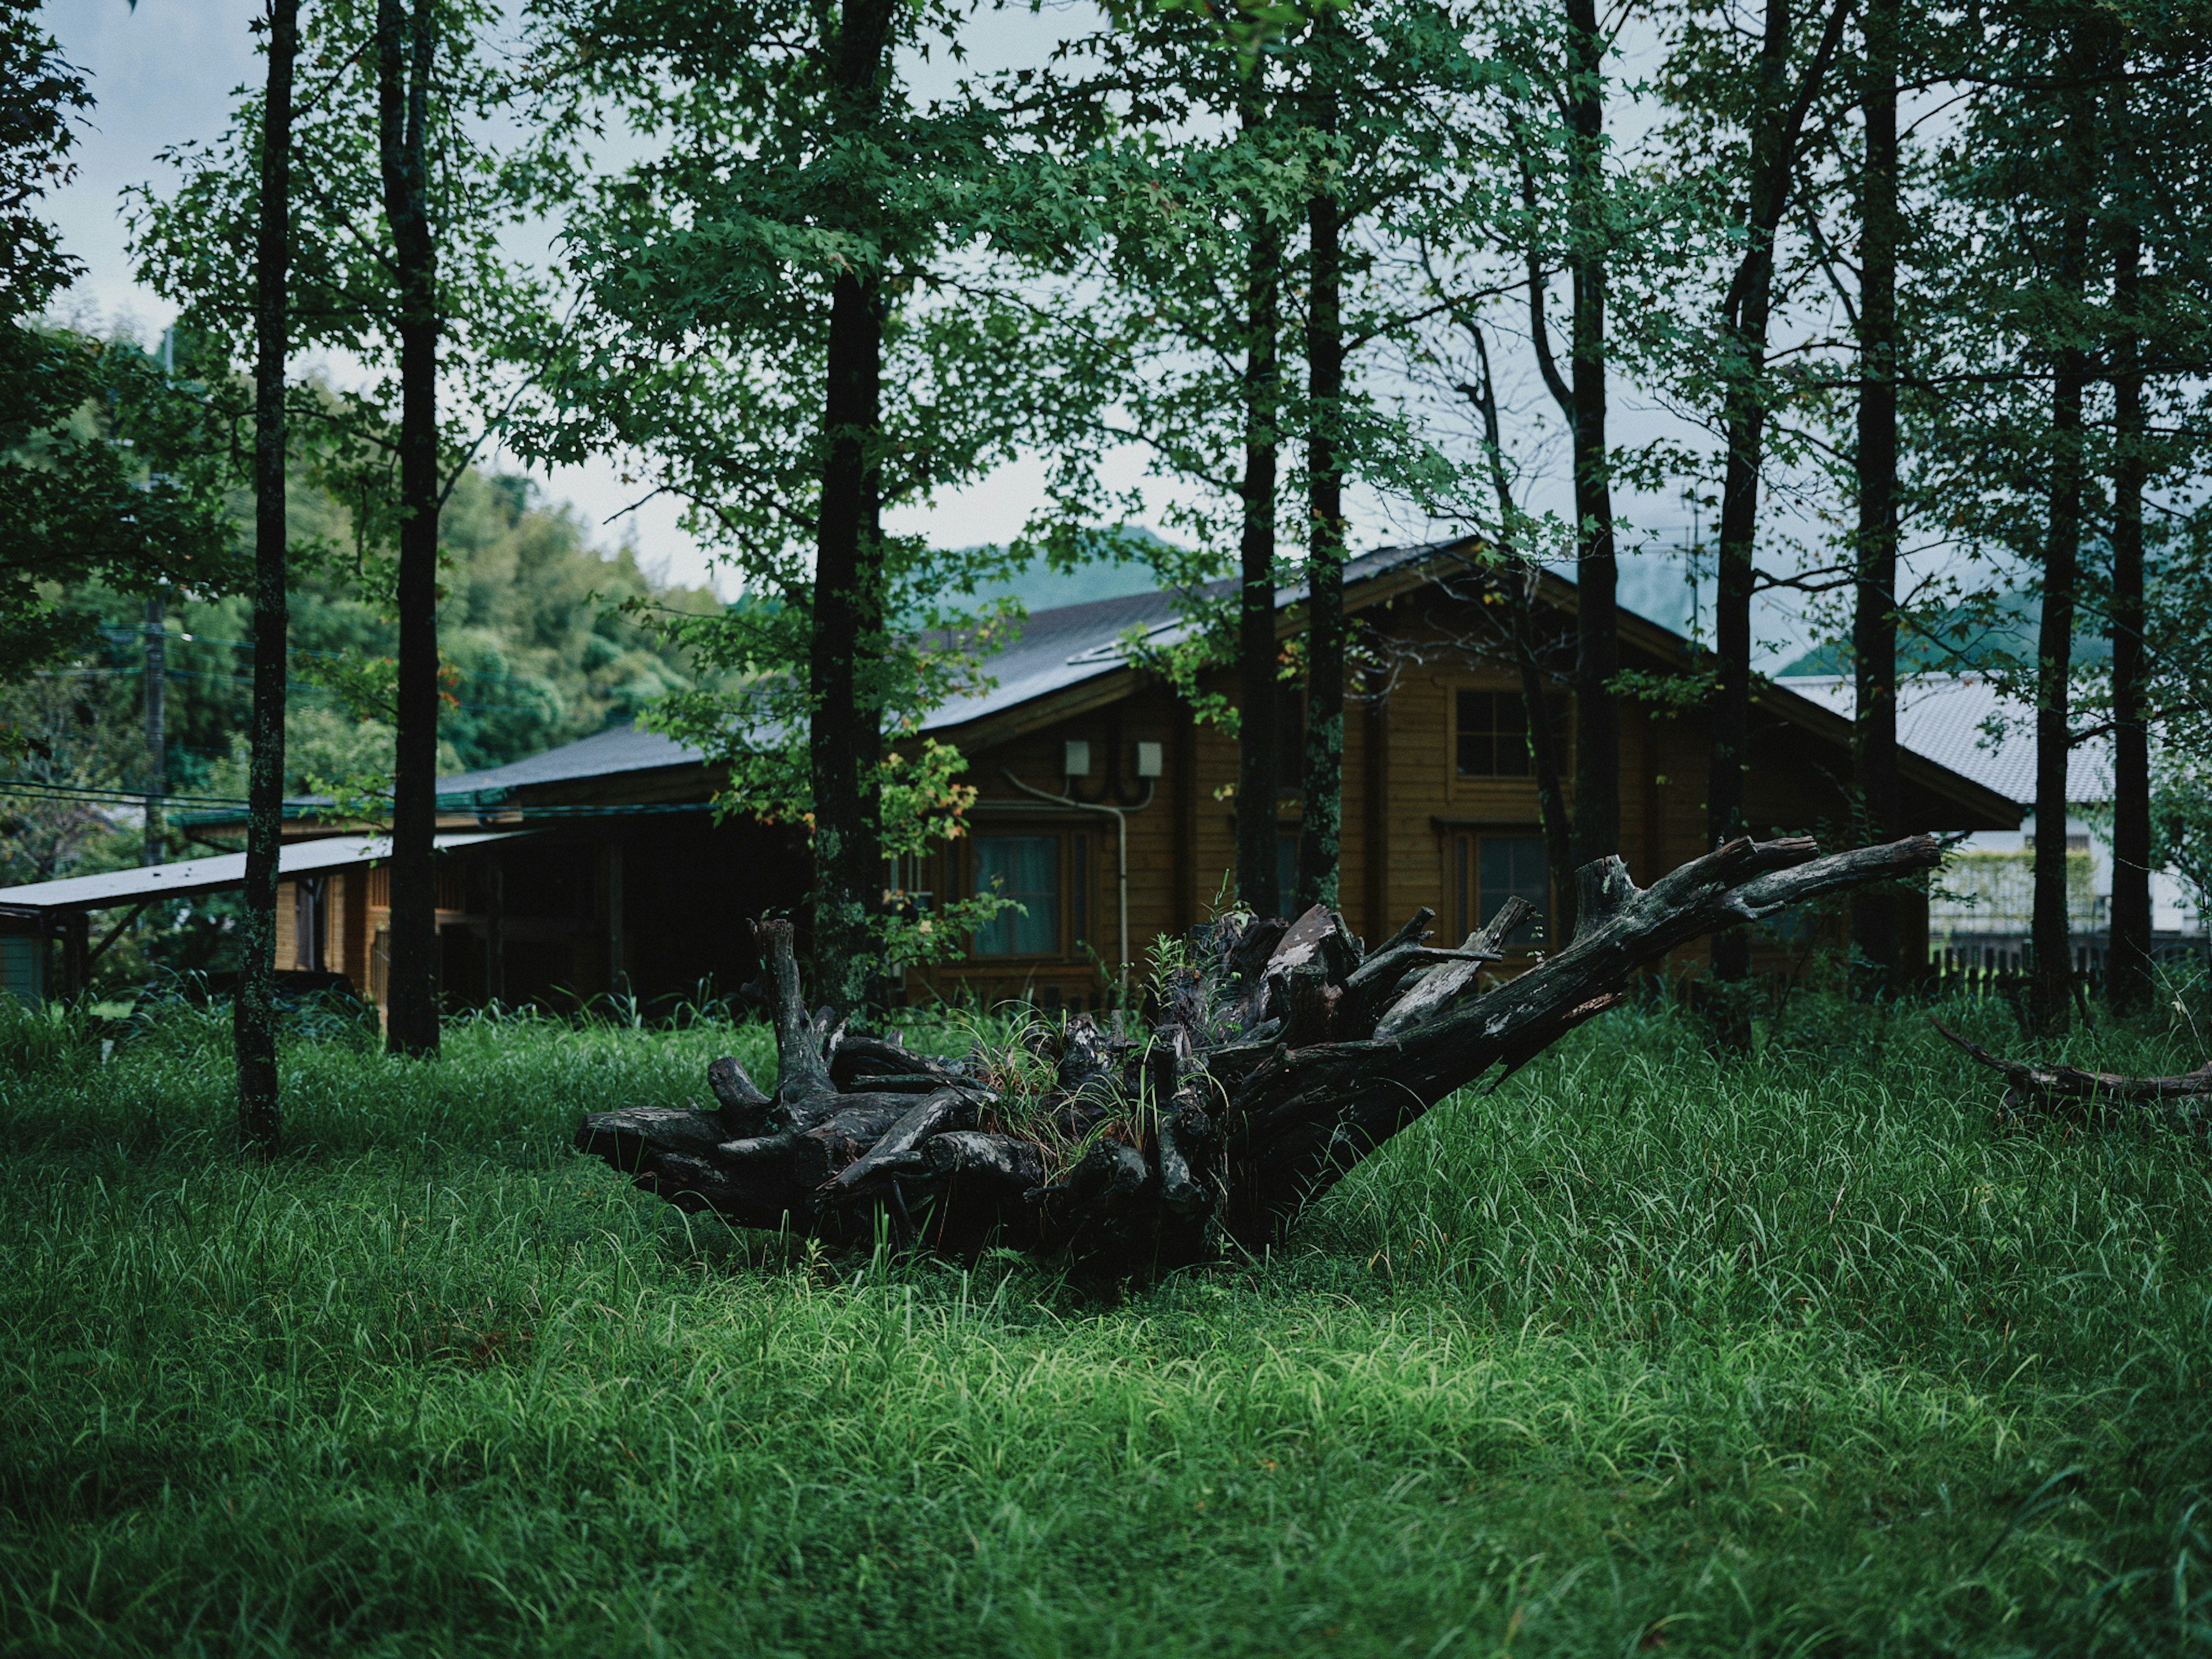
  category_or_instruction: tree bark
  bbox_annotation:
[2107,168,2152,1017]
[1850,0,1903,991]
[1296,40,1344,916]
[1934,1018,2211,1131]
[1236,88,1283,919]
[379,0,442,1058]
[1468,327,1574,940]
[581,836,1943,1274]
[1707,0,1851,988]
[808,0,896,1010]
[2028,24,2095,1038]
[237,0,296,1156]
[1561,0,1618,889]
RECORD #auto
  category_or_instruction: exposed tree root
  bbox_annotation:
[579,835,1945,1272]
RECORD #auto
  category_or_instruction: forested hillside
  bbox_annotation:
[0,461,721,883]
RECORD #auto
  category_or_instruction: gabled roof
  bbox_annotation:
[202,536,2014,831]
[1780,673,2109,807]
[917,539,1460,749]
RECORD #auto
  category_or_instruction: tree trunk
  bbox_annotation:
[1468,326,1574,942]
[808,0,896,1010]
[1707,0,1850,988]
[379,0,442,1057]
[2028,28,2094,1037]
[581,835,1942,1274]
[1849,0,1902,992]
[2107,183,2152,1016]
[1562,0,1618,890]
[1296,48,1344,916]
[1934,1019,2211,1131]
[237,0,296,1157]
[1236,90,1283,919]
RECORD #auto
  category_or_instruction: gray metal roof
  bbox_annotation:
[0,831,529,914]
[916,540,1457,732]
[433,723,706,800]
[192,541,2027,827]
[415,539,1461,797]
[1781,674,2109,806]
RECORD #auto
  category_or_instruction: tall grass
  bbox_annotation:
[0,989,2206,1656]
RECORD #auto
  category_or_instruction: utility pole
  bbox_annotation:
[142,331,177,869]
[142,590,166,865]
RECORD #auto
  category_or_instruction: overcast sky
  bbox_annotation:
[41,0,1835,661]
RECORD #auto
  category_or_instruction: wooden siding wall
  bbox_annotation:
[910,592,1937,1009]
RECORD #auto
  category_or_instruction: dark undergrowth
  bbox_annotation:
[1,983,2207,1656]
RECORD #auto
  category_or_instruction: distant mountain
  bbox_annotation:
[963,526,1188,615]
[1781,592,2111,677]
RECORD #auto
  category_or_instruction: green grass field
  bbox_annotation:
[2,988,2207,1657]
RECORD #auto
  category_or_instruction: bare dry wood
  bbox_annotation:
[579,835,1944,1271]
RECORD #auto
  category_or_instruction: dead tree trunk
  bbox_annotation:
[1933,1019,2211,1133]
[581,836,1942,1272]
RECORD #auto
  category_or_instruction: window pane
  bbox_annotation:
[973,835,1060,956]
[1493,726,1530,777]
[1457,690,1533,777]
[1070,834,1087,946]
[1479,835,1549,946]
[1455,691,1483,776]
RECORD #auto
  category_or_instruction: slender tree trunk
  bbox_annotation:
[1850,0,1903,991]
[1705,0,1849,986]
[1296,46,1344,916]
[379,0,441,1056]
[2028,37,2094,1037]
[1562,0,1618,892]
[1469,327,1574,941]
[808,0,895,1008]
[1707,0,1793,988]
[1236,93,1283,919]
[2107,187,2152,1015]
[237,0,296,1156]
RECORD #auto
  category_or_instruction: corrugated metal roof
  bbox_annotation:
[416,540,1463,797]
[433,724,706,800]
[0,831,529,914]
[184,543,2028,828]
[916,540,1458,732]
[1780,674,2110,806]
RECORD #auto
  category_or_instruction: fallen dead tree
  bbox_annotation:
[579,834,1942,1272]
[1932,1018,2212,1131]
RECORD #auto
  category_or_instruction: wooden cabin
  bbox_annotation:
[900,540,2017,1009]
[0,540,2017,1013]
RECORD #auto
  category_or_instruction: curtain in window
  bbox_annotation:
[973,835,1060,956]
[1479,835,1548,944]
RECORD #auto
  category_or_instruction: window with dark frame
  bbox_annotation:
[1455,689,1568,779]
[971,834,1062,957]
[293,876,327,971]
[1450,831,1549,948]
[1455,690,1526,777]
